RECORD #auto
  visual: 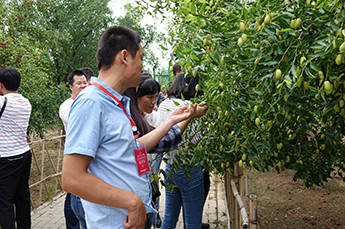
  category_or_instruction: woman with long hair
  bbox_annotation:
[155,71,208,229]
[123,72,208,228]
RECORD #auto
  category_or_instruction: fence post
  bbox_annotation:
[225,173,235,229]
[55,128,64,193]
[39,140,45,204]
[249,194,257,229]
[225,166,254,229]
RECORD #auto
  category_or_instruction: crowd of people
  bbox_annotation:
[0,25,210,229]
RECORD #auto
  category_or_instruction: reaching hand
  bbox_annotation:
[168,104,197,124]
[191,103,209,119]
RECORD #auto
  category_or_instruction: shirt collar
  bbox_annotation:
[90,76,130,111]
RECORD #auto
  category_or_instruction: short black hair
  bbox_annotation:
[79,67,94,80]
[67,70,86,86]
[0,67,21,91]
[137,72,160,98]
[97,25,141,71]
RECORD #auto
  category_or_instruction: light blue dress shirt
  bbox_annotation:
[64,77,156,228]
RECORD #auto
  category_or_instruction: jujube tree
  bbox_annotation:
[148,0,345,187]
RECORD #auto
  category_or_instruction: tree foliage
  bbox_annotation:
[149,0,345,187]
[1,0,114,135]
[116,3,167,76]
[7,0,114,84]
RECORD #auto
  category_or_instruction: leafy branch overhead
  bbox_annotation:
[116,3,167,74]
[145,0,345,188]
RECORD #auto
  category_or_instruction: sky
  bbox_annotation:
[108,0,171,70]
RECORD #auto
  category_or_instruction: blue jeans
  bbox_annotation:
[64,193,80,229]
[71,194,87,229]
[161,164,204,229]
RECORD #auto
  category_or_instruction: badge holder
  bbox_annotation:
[134,143,150,176]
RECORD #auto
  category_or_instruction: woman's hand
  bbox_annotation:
[168,104,197,124]
[174,103,208,134]
[191,103,208,119]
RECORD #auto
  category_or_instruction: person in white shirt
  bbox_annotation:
[59,70,88,229]
[0,67,32,229]
[59,70,88,133]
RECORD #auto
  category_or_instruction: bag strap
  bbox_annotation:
[0,97,7,118]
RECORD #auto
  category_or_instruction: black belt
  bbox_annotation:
[0,150,31,160]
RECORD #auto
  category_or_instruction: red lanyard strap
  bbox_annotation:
[90,82,139,139]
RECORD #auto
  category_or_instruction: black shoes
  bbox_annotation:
[156,213,162,228]
[183,222,210,229]
[202,223,210,229]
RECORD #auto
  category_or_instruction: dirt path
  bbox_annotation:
[245,168,345,229]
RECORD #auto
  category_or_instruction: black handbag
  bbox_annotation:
[0,97,7,118]
[151,181,161,203]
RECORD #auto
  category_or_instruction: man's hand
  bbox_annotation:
[123,195,147,229]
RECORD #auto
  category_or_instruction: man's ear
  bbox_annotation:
[69,84,73,92]
[119,49,128,64]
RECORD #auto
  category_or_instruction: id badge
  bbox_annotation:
[134,143,150,176]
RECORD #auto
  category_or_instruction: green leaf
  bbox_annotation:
[242,7,248,20]
[311,51,329,58]
[291,65,297,80]
[259,60,278,66]
[310,62,321,72]
[181,48,191,53]
[191,3,197,14]
[191,52,200,61]
[159,44,168,51]
[180,93,185,101]
[314,0,326,8]
[200,3,206,14]
[284,79,292,84]
[277,18,290,28]
[173,100,181,106]
[277,113,284,123]
[250,111,255,120]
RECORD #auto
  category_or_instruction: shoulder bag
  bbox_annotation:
[0,97,7,118]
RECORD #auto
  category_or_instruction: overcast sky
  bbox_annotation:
[108,0,171,70]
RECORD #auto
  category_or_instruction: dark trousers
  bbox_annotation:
[0,150,32,229]
[203,169,210,203]
[64,193,80,229]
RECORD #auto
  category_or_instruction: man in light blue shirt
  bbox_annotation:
[62,25,198,229]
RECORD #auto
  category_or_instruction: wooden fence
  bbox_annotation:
[28,129,65,210]
[224,163,259,229]
[27,129,260,229]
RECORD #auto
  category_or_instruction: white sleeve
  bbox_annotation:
[59,101,70,133]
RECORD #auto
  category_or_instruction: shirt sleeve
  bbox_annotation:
[147,124,182,154]
[64,98,102,158]
[59,103,69,131]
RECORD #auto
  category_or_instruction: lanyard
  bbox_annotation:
[90,82,139,139]
[71,96,75,100]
